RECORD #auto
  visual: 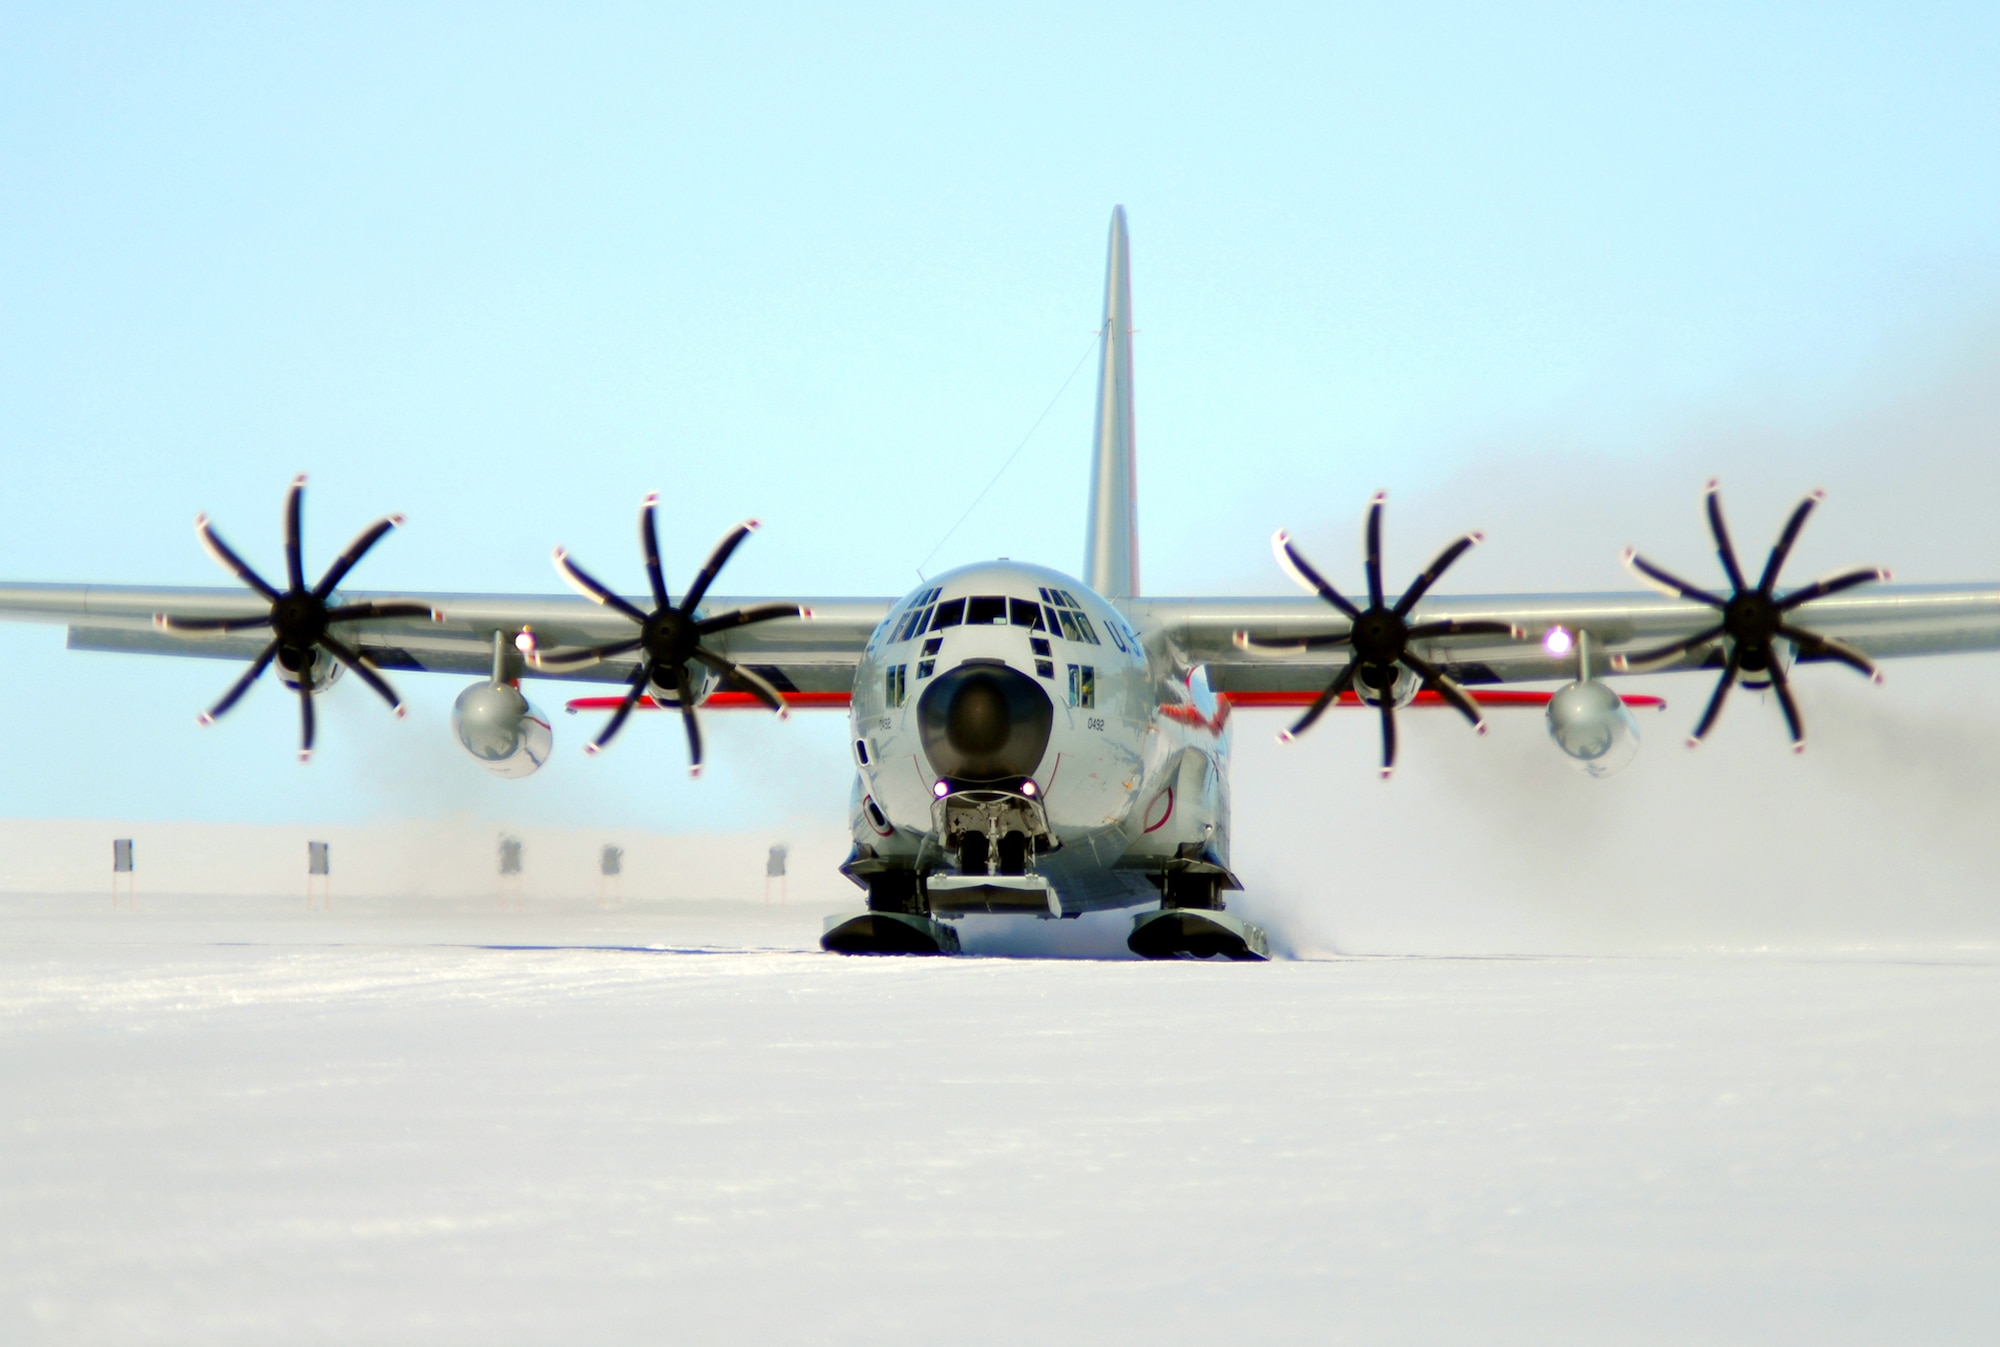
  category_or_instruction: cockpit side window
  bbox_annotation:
[929,598,966,630]
[1010,598,1043,630]
[902,588,941,637]
[966,596,1007,625]
[1066,663,1096,707]
[1036,589,1103,645]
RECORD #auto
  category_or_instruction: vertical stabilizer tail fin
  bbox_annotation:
[1084,206,1139,599]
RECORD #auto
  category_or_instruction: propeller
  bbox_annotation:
[1241,492,1519,777]
[1611,480,1889,752]
[530,495,805,773]
[154,474,436,761]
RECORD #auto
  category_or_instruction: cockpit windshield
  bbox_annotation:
[924,595,1048,634]
[965,596,1007,625]
[891,590,1083,642]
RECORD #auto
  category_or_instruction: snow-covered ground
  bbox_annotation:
[3,895,1997,1345]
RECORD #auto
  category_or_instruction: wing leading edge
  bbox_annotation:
[17,581,2000,695]
[1133,584,2000,696]
[0,583,889,695]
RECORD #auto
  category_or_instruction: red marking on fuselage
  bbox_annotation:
[1159,700,1232,736]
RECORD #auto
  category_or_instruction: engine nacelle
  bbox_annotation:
[1355,661,1422,709]
[1546,679,1640,777]
[647,660,721,706]
[1736,638,1794,691]
[274,645,343,693]
[452,682,553,777]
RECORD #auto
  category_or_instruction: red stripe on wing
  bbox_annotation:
[564,690,852,714]
[565,688,1666,716]
[1221,689,1666,709]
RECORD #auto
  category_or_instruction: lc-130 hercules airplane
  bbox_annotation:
[6,208,2000,959]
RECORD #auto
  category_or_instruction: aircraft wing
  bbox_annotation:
[0,583,890,695]
[13,579,2000,699]
[1130,584,2000,694]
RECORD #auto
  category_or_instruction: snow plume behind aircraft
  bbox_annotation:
[1232,316,2000,957]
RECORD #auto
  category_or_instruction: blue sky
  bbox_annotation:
[3,3,1999,834]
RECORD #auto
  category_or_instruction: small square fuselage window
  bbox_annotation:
[917,659,935,679]
[1030,636,1051,657]
[1035,659,1054,679]
[922,637,943,657]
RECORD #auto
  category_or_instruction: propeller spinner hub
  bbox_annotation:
[1722,591,1781,649]
[642,609,697,666]
[1349,609,1408,666]
[270,591,328,646]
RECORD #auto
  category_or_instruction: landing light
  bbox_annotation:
[932,780,951,798]
[1020,780,1038,797]
[1543,625,1573,658]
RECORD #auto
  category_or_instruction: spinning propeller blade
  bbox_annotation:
[544,498,803,773]
[157,478,432,759]
[1615,480,1888,750]
[1261,494,1515,775]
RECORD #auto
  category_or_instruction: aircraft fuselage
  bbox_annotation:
[846,560,1232,918]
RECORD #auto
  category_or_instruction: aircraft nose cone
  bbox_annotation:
[917,660,1054,783]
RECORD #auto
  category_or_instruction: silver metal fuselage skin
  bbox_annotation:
[848,559,1229,914]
